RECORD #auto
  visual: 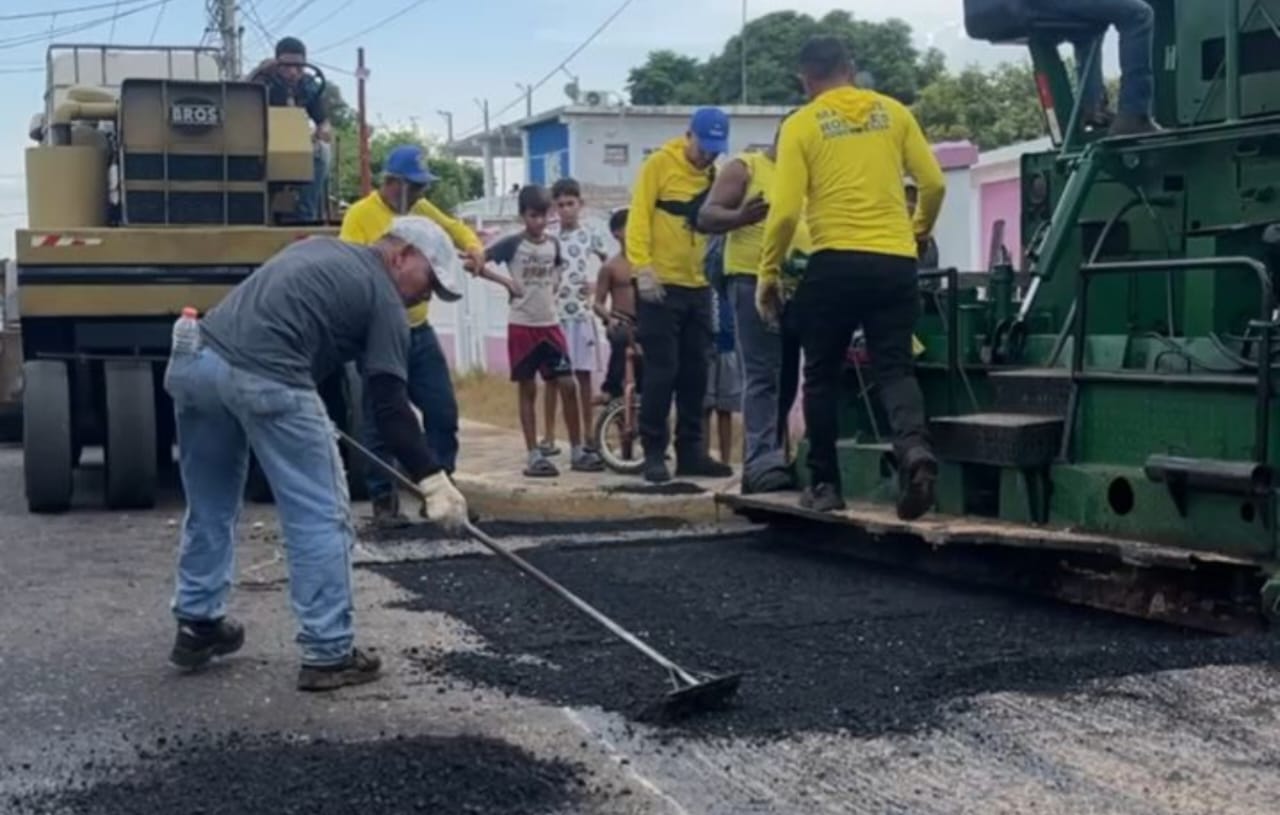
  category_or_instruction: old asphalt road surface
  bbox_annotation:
[3,445,1280,814]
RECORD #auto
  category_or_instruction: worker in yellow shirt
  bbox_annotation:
[697,112,811,495]
[625,107,734,484]
[340,144,486,527]
[758,36,945,521]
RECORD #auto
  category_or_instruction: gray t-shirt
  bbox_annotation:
[486,233,564,327]
[200,236,409,389]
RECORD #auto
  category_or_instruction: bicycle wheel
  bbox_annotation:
[592,398,645,475]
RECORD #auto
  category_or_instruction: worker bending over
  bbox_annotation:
[165,217,469,691]
[758,36,944,520]
[698,114,811,495]
[341,144,487,528]
[626,107,735,483]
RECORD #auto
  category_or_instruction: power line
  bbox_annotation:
[242,0,277,55]
[108,0,122,43]
[312,0,435,55]
[269,0,321,32]
[454,0,635,140]
[0,0,150,22]
[295,0,347,37]
[148,0,170,44]
[0,0,170,51]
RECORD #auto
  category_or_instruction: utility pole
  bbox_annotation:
[740,0,748,104]
[476,98,493,212]
[216,0,242,79]
[437,110,454,144]
[357,48,371,196]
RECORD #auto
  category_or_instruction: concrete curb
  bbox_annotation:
[453,472,732,524]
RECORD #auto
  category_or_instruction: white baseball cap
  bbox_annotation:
[385,215,464,303]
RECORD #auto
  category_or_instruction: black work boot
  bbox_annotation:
[896,452,938,521]
[1108,113,1161,138]
[297,647,382,692]
[675,453,733,479]
[170,617,245,670]
[800,483,846,513]
[371,492,410,530]
[643,455,671,484]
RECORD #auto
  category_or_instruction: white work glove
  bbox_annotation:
[418,472,468,533]
[635,266,665,303]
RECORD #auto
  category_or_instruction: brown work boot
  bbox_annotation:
[1108,113,1162,138]
[370,492,410,530]
[297,647,382,692]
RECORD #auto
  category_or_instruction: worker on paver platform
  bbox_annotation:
[758,35,944,520]
[248,37,332,222]
[164,217,469,691]
[1028,0,1159,136]
[341,144,487,529]
[697,114,813,495]
[626,107,735,484]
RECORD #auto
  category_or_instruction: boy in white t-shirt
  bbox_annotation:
[539,177,609,456]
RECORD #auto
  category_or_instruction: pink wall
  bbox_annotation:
[979,177,1022,268]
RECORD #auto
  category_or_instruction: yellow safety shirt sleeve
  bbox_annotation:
[758,117,810,283]
[410,198,483,252]
[338,204,376,244]
[902,112,945,241]
[624,153,661,272]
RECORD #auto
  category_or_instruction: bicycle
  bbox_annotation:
[591,335,644,475]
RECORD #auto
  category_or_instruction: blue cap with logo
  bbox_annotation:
[384,144,438,186]
[689,107,730,155]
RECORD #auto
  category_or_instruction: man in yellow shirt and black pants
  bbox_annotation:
[758,36,945,520]
[626,108,736,484]
[340,144,486,526]
[698,113,810,495]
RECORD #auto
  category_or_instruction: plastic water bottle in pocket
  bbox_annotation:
[171,306,201,356]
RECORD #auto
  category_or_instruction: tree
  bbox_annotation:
[911,61,1046,150]
[626,50,706,105]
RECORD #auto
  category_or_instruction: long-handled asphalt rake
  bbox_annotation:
[335,427,742,722]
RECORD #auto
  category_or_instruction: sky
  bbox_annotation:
[0,0,1108,258]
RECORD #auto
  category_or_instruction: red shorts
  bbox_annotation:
[508,324,573,383]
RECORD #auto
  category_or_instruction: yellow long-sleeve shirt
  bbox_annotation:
[340,191,483,327]
[759,86,945,282]
[625,137,715,289]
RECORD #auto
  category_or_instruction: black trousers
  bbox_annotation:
[794,250,932,489]
[777,299,803,450]
[636,285,712,460]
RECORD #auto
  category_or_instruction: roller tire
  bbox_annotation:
[103,360,157,510]
[22,360,74,513]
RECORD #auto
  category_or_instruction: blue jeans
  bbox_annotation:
[1035,0,1154,116]
[165,346,355,665]
[362,323,459,499]
[729,275,787,483]
[296,143,329,222]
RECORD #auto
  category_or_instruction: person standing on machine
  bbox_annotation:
[758,36,945,520]
[1029,0,1159,136]
[249,37,331,221]
[626,107,734,484]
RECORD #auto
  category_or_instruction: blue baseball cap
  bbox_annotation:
[384,144,438,186]
[689,107,729,155]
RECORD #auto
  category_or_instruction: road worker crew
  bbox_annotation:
[626,107,735,484]
[341,144,486,528]
[164,217,469,691]
[697,112,812,495]
[758,35,945,521]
